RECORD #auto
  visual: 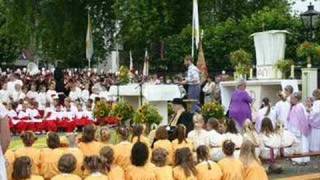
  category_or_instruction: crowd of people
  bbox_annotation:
[4,120,269,180]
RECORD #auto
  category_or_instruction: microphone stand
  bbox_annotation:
[135,76,147,107]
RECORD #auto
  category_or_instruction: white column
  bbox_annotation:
[302,68,318,100]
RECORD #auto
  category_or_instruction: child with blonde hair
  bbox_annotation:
[187,114,209,150]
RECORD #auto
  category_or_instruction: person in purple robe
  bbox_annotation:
[228,79,252,129]
[287,92,310,164]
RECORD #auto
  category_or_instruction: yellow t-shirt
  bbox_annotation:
[172,139,193,152]
[78,141,103,157]
[113,141,133,170]
[84,173,109,180]
[172,166,196,180]
[27,175,44,180]
[195,160,222,180]
[153,165,173,180]
[153,140,173,164]
[244,161,268,180]
[5,149,15,180]
[132,136,151,147]
[107,165,125,180]
[39,148,64,179]
[15,147,41,175]
[52,174,82,180]
[60,147,84,177]
[125,164,156,180]
[218,157,244,180]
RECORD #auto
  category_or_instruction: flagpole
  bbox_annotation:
[191,0,195,58]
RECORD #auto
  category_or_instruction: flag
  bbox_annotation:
[129,50,133,71]
[192,0,200,50]
[86,12,93,63]
[143,49,149,77]
[197,41,208,82]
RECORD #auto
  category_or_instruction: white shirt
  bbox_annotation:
[46,90,57,104]
[11,91,25,102]
[222,132,243,148]
[81,89,90,102]
[187,129,209,149]
[0,90,9,103]
[186,64,200,85]
[312,100,320,113]
[26,91,39,100]
[37,92,47,109]
[26,108,40,119]
[274,100,290,128]
[69,87,82,101]
[7,79,23,95]
[207,129,223,147]
[202,82,215,94]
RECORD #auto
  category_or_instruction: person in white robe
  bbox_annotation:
[26,84,39,100]
[274,122,299,156]
[69,84,82,102]
[206,118,224,161]
[255,97,275,133]
[221,119,243,159]
[46,83,57,105]
[36,86,47,110]
[202,76,216,103]
[187,114,209,150]
[287,92,310,164]
[81,83,90,103]
[274,91,290,129]
[308,89,320,152]
[242,120,261,156]
[11,84,25,103]
[0,83,10,103]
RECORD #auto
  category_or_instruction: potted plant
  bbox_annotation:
[110,100,134,125]
[297,41,320,68]
[93,100,114,125]
[274,59,294,79]
[201,102,225,122]
[230,49,252,79]
[133,103,162,132]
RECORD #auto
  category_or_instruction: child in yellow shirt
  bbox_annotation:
[100,146,125,180]
[172,124,193,152]
[195,145,222,180]
[60,134,84,177]
[131,124,150,146]
[173,147,197,180]
[78,124,103,156]
[153,126,173,164]
[151,148,173,180]
[218,140,244,180]
[239,140,268,180]
[39,132,64,179]
[99,127,114,149]
[15,131,40,175]
[5,149,15,180]
[125,142,156,180]
[12,156,44,180]
[83,156,109,180]
[52,154,82,180]
[113,126,133,170]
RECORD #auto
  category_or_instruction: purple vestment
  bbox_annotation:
[287,103,311,136]
[228,89,252,127]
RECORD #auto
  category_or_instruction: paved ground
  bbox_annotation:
[268,157,320,179]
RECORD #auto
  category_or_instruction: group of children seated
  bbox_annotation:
[5,113,276,180]
[0,97,94,134]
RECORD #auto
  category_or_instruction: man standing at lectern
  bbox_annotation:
[181,55,201,112]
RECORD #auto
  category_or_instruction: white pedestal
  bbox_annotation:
[302,68,318,100]
[220,79,301,111]
[109,84,181,124]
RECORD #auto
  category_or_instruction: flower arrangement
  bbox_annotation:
[119,66,130,84]
[230,49,252,78]
[93,100,112,118]
[297,41,320,67]
[201,102,225,120]
[110,100,134,123]
[275,59,294,79]
[133,104,162,125]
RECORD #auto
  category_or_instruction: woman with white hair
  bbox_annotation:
[228,79,252,130]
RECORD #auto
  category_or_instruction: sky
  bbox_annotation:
[291,0,320,15]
